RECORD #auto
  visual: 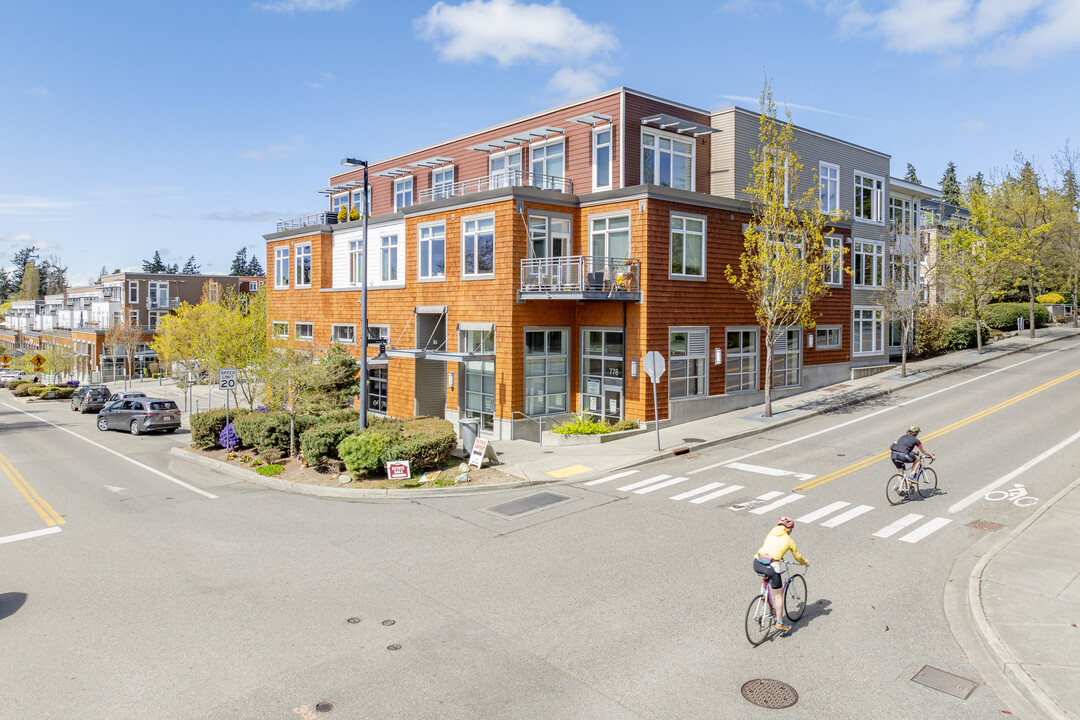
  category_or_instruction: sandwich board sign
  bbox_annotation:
[469,438,497,468]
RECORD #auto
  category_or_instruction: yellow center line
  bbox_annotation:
[0,451,65,527]
[792,366,1080,492]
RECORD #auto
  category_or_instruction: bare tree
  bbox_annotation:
[105,315,146,379]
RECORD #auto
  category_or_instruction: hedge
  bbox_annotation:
[28,386,75,399]
[11,383,40,397]
[338,424,401,476]
[338,417,456,477]
[190,409,250,449]
[314,408,360,426]
[981,302,1050,330]
[233,411,316,457]
[299,421,362,467]
[943,317,992,351]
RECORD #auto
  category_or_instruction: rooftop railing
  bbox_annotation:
[276,211,338,233]
[419,169,572,205]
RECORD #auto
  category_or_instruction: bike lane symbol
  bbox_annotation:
[985,483,1038,507]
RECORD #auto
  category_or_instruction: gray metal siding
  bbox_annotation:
[414,359,445,418]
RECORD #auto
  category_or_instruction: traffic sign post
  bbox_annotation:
[219,369,237,432]
[642,351,666,451]
[29,353,46,372]
[0,353,11,368]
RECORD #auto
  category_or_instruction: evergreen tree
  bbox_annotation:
[971,171,986,193]
[1062,169,1079,210]
[940,162,961,205]
[904,163,920,184]
[181,256,201,274]
[230,248,249,276]
[16,262,41,300]
[142,251,167,273]
[41,255,68,295]
[246,254,264,277]
[10,246,39,290]
[164,262,179,273]
[0,267,11,300]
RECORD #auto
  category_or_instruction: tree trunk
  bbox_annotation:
[1028,278,1036,338]
[974,303,984,355]
[1074,272,1079,329]
[900,314,909,378]
[289,411,296,459]
[763,339,773,418]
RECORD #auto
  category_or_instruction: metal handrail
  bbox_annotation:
[276,211,338,232]
[519,256,640,293]
[418,169,572,204]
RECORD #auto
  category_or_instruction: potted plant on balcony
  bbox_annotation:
[349,206,360,221]
[336,206,348,223]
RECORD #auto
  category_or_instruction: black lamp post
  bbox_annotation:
[340,157,370,429]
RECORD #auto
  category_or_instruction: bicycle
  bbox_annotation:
[745,560,808,646]
[886,456,937,506]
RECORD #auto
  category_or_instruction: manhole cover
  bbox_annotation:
[387,644,402,651]
[911,665,977,699]
[741,679,798,709]
[488,492,569,518]
[382,619,395,626]
[315,701,334,712]
[346,617,361,624]
[966,519,1005,532]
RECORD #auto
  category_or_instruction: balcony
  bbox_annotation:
[276,211,338,233]
[519,256,640,301]
[418,170,572,205]
[147,297,181,311]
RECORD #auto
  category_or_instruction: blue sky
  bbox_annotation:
[2,0,1078,286]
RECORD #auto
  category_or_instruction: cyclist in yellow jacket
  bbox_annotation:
[753,517,809,632]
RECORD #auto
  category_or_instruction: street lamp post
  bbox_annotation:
[341,157,370,430]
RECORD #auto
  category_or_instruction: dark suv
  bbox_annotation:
[97,398,181,435]
[71,385,112,413]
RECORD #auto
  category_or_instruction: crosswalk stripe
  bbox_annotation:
[634,477,689,494]
[749,494,805,515]
[820,504,874,527]
[585,470,637,486]
[725,462,815,482]
[617,474,671,492]
[796,501,850,524]
[670,482,723,501]
[690,485,744,504]
[872,513,924,538]
[899,517,952,543]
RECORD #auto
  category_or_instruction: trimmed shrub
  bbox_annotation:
[314,408,360,426]
[12,383,41,397]
[26,385,50,397]
[299,421,362,467]
[943,317,992,351]
[190,409,249,449]
[553,413,611,435]
[54,387,75,399]
[611,419,640,432]
[384,418,456,472]
[339,424,402,476]
[233,411,316,456]
[981,302,1050,330]
[255,464,284,477]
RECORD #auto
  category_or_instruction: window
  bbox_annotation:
[432,167,454,200]
[206,282,221,303]
[670,329,707,398]
[590,214,631,260]
[824,235,843,286]
[528,215,571,258]
[725,329,758,393]
[890,196,915,235]
[772,328,801,388]
[670,214,705,277]
[642,130,693,190]
[854,172,884,222]
[490,150,521,189]
[332,193,348,214]
[148,281,169,309]
[581,329,624,422]
[852,307,884,355]
[461,329,495,431]
[820,162,839,213]
[272,322,288,339]
[530,139,564,189]
[348,240,362,285]
[351,187,368,215]
[128,281,139,304]
[366,324,390,345]
[380,235,398,282]
[815,325,841,349]
[129,309,138,324]
[148,311,165,331]
[765,147,790,206]
[295,322,313,341]
[593,127,612,191]
[294,244,312,287]
[853,240,884,287]
[368,367,388,414]
[890,253,915,291]
[274,247,289,288]
[394,177,413,211]
[462,215,495,277]
[331,324,355,344]
[418,223,446,280]
[524,329,568,415]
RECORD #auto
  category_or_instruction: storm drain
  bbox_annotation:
[741,679,798,709]
[966,519,1005,532]
[488,492,569,518]
[911,665,978,699]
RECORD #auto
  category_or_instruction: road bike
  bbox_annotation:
[745,561,807,646]
[886,456,937,506]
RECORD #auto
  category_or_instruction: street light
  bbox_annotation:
[341,157,370,429]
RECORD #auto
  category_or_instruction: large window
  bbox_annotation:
[148,310,165,331]
[432,166,454,200]
[670,329,707,399]
[853,307,884,355]
[348,240,362,286]
[824,235,843,286]
[524,329,568,415]
[890,196,916,235]
[853,240,883,287]
[593,126,612,191]
[461,329,495,431]
[462,215,495,277]
[331,324,355,344]
[351,187,368,215]
[890,253,915,291]
[528,215,571,258]
[670,214,705,277]
[380,235,398,282]
[294,244,312,287]
[820,162,840,213]
[274,247,289,288]
[854,172,884,222]
[394,177,413,211]
[642,130,693,190]
[148,281,169,309]
[418,223,446,280]
[530,139,564,189]
[331,193,348,214]
[490,150,521,189]
[295,322,314,341]
[725,329,758,393]
[590,214,630,260]
[773,328,801,389]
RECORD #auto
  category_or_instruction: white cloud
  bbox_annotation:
[718,95,863,120]
[547,66,608,97]
[204,210,283,223]
[306,71,335,89]
[239,135,305,161]
[252,0,356,12]
[0,195,69,216]
[0,232,34,246]
[979,0,1080,66]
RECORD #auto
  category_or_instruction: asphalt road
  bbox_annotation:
[2,341,1078,719]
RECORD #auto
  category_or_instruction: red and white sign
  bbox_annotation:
[386,460,411,480]
[468,438,489,469]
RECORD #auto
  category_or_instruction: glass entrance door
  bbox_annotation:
[582,329,623,423]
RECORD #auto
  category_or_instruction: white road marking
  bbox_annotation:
[728,490,785,511]
[690,485,744,504]
[103,485,127,494]
[633,476,688,494]
[0,527,62,545]
[819,504,874,527]
[725,462,815,481]
[796,501,850,524]
[749,494,805,514]
[2,403,218,499]
[899,517,952,543]
[670,482,723,500]
[872,513,924,538]
[949,426,1080,513]
[585,470,637,486]
[617,474,670,492]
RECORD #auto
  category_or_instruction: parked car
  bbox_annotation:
[1,369,30,381]
[108,391,146,403]
[97,398,181,435]
[71,385,112,413]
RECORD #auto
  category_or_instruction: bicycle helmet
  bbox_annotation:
[777,516,794,529]
[908,425,920,434]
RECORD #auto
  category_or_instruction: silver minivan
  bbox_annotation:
[97,398,181,435]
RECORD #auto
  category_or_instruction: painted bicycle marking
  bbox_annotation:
[984,483,1038,507]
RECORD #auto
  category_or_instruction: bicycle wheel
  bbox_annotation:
[745,595,771,646]
[784,574,807,622]
[917,467,938,498]
[887,473,907,505]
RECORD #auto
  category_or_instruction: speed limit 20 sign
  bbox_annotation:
[218,368,238,390]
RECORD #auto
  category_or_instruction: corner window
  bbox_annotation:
[524,328,568,415]
[853,307,884,355]
[274,247,290,288]
[462,215,495,277]
[815,325,841,349]
[432,167,454,201]
[854,172,884,222]
[593,126,612,191]
[418,223,446,280]
[394,177,413,211]
[773,328,801,389]
[725,329,758,393]
[295,322,313,341]
[670,329,707,399]
[348,240,363,285]
[670,214,705,278]
[853,240,884,288]
[530,139,564,189]
[824,235,843,286]
[294,244,312,287]
[272,321,288,339]
[641,129,693,191]
[331,324,355,344]
[820,162,839,213]
[380,235,398,282]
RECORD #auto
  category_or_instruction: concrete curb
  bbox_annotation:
[964,474,1080,720]
[167,446,559,499]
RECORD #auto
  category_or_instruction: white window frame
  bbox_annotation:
[461,328,496,432]
[669,327,708,399]
[765,146,791,206]
[725,327,758,393]
[815,325,841,349]
[890,253,916,292]
[592,125,612,192]
[461,213,495,279]
[294,243,312,288]
[351,187,369,215]
[489,149,521,189]
[529,137,565,189]
[148,281,169,309]
[128,281,139,304]
[432,166,454,201]
[824,234,843,287]
[348,240,363,286]
[417,221,446,281]
[147,310,165,331]
[589,211,632,259]
[772,327,802,389]
[274,246,289,288]
[854,171,884,223]
[294,322,314,341]
[853,239,884,288]
[819,161,840,214]
[331,193,348,214]
[852,306,884,356]
[331,323,356,345]
[394,177,413,211]
[669,212,706,279]
[524,327,570,416]
[380,234,398,282]
[640,127,695,191]
[527,213,572,259]
[272,321,288,339]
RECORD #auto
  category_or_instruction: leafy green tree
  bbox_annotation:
[904,163,920,184]
[1052,142,1080,328]
[204,284,270,410]
[940,162,961,205]
[182,256,201,274]
[151,299,214,385]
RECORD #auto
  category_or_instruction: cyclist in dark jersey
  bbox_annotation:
[890,425,935,480]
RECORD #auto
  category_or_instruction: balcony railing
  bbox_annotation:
[419,170,572,205]
[276,211,338,232]
[147,297,180,310]
[519,256,640,298]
